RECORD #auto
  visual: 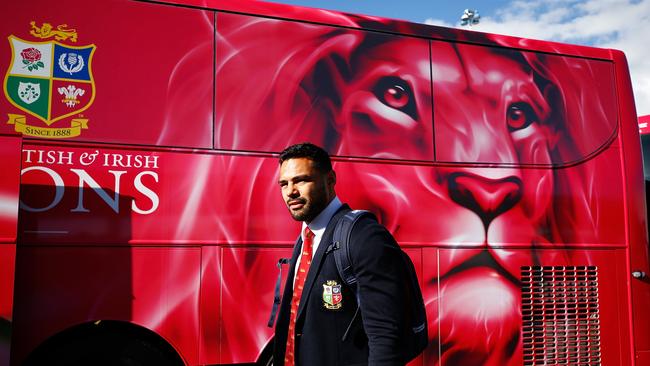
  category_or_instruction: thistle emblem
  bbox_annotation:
[58,52,85,75]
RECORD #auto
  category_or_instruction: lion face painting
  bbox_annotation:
[215,11,623,365]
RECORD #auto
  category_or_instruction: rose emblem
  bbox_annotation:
[20,47,44,71]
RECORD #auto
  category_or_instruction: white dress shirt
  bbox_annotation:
[293,196,343,283]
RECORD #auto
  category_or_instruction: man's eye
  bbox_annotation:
[506,102,537,131]
[373,76,417,119]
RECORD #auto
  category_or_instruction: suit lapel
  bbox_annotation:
[275,235,302,356]
[297,205,350,320]
[279,236,302,326]
[285,236,303,294]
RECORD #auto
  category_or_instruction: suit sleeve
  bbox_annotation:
[350,216,407,366]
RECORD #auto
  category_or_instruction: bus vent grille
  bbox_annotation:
[521,266,601,366]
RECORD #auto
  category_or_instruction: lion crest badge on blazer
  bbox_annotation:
[322,280,343,310]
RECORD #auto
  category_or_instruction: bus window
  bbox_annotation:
[432,41,617,166]
[215,12,434,161]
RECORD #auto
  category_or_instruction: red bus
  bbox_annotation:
[1,0,649,365]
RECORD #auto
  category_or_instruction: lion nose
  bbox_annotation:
[448,172,523,228]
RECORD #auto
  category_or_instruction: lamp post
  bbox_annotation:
[460,9,480,27]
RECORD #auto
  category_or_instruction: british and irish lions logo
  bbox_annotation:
[3,22,95,138]
[323,280,343,310]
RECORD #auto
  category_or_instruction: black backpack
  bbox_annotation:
[267,210,428,362]
[331,210,428,363]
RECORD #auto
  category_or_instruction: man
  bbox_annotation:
[274,142,408,366]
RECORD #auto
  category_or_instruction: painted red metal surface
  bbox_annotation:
[2,0,647,366]
[613,51,650,360]
[428,249,627,365]
[16,143,626,248]
[13,137,628,366]
[0,135,21,366]
[0,136,20,243]
[0,0,213,148]
[12,246,201,365]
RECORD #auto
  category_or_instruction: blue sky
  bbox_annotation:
[265,0,650,116]
[265,0,510,25]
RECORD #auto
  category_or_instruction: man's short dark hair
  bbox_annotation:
[279,143,332,173]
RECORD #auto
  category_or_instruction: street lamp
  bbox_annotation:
[460,9,480,27]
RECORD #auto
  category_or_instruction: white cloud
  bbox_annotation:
[429,0,650,115]
[424,18,454,27]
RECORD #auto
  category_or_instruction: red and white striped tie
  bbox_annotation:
[285,226,314,366]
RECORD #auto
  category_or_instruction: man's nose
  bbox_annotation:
[286,184,299,198]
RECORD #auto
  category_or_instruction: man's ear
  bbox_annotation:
[327,170,336,187]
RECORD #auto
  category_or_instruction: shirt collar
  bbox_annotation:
[302,196,342,239]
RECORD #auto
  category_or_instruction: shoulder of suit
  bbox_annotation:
[349,213,392,239]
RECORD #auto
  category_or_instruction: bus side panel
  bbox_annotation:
[0,135,21,366]
[199,245,221,364]
[434,248,626,366]
[421,249,440,365]
[402,248,425,366]
[0,0,214,148]
[638,352,650,365]
[12,246,201,365]
[18,143,626,365]
[612,49,650,360]
[14,144,623,249]
[0,136,20,243]
[0,245,15,364]
[17,144,295,246]
[17,144,625,247]
[220,248,293,364]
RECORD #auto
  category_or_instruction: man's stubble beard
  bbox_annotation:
[289,198,326,222]
[289,186,329,222]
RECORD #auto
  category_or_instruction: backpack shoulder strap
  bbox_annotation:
[332,210,377,342]
[332,210,376,287]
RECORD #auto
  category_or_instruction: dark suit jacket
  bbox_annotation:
[273,204,408,366]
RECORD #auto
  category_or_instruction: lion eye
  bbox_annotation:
[384,85,408,108]
[506,102,537,131]
[373,76,417,119]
